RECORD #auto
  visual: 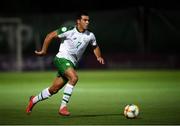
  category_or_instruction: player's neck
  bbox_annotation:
[76,26,85,33]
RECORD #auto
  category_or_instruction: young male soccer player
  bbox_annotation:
[26,11,105,116]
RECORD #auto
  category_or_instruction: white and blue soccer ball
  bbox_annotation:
[124,104,139,119]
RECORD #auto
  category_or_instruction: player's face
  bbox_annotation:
[78,15,89,31]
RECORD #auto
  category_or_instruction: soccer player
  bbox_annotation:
[26,11,105,116]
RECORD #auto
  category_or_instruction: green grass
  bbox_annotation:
[0,70,180,125]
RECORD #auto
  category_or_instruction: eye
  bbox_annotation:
[84,19,89,22]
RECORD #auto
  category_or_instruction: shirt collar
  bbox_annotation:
[75,27,86,33]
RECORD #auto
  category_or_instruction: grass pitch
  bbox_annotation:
[0,70,180,125]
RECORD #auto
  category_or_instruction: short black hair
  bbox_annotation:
[76,11,89,20]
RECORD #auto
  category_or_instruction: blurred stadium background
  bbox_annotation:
[0,0,180,71]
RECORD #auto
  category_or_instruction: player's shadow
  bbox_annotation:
[68,113,123,118]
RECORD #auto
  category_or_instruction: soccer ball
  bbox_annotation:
[124,104,139,119]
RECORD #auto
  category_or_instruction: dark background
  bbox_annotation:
[0,0,180,14]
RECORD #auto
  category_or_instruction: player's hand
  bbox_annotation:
[97,57,105,64]
[34,50,46,56]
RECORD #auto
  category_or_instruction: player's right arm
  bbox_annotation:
[35,31,58,56]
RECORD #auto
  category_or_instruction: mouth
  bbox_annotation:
[85,25,88,29]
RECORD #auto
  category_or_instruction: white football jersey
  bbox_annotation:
[56,27,97,66]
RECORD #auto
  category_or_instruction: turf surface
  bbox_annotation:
[0,70,180,125]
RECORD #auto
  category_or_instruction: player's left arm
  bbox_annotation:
[93,46,105,64]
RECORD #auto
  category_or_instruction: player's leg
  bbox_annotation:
[59,67,78,116]
[33,77,66,102]
[53,57,77,116]
[26,76,65,114]
[49,77,66,94]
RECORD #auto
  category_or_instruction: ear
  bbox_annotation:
[77,19,80,24]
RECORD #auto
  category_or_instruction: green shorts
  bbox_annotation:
[53,57,75,83]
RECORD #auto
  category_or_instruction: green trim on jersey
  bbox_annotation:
[53,57,75,83]
[56,26,74,35]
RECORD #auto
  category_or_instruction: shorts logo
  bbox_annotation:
[66,63,70,66]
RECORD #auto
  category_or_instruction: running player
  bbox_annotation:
[26,11,105,116]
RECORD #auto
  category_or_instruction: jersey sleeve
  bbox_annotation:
[90,33,97,46]
[56,28,68,39]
